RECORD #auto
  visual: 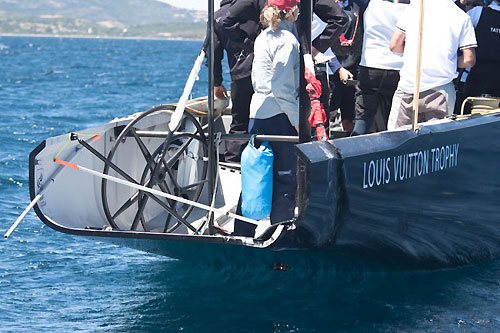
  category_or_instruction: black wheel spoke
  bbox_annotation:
[139,215,148,232]
[131,192,149,231]
[131,128,153,165]
[167,221,182,233]
[165,136,196,168]
[197,219,208,234]
[164,165,182,194]
[112,171,155,220]
[163,214,173,233]
[112,191,140,219]
[180,179,208,191]
[158,181,180,218]
[101,106,208,234]
[145,192,198,233]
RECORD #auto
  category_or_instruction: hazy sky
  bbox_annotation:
[158,0,220,11]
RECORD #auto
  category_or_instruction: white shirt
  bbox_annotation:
[396,0,477,93]
[468,2,500,28]
[360,0,409,70]
[250,21,300,126]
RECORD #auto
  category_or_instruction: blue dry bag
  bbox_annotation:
[240,137,273,220]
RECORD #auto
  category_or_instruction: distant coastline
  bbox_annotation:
[0,9,207,41]
[0,33,203,41]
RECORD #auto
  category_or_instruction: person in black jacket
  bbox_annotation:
[464,0,500,99]
[328,0,363,133]
[222,0,347,237]
[349,0,409,136]
[222,0,348,135]
[204,0,259,163]
[221,0,348,60]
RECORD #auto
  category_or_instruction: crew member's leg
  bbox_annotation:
[329,72,355,133]
[351,66,383,135]
[352,67,399,135]
[225,76,253,162]
[387,85,404,130]
[233,196,255,237]
[232,114,298,236]
[249,114,297,223]
[266,114,297,224]
[317,70,330,127]
[465,62,500,99]
[372,69,400,132]
[388,83,452,129]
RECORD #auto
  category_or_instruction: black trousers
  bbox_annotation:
[465,61,500,99]
[353,66,400,134]
[225,76,254,162]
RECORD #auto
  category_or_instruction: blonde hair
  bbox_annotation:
[260,5,298,30]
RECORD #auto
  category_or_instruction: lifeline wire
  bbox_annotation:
[53,132,101,161]
[5,134,101,239]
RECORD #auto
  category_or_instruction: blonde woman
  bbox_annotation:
[244,0,300,232]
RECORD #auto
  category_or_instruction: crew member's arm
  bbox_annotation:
[457,47,476,68]
[457,14,478,68]
[327,54,353,81]
[329,56,342,74]
[390,6,409,54]
[311,0,348,56]
[389,29,406,53]
[213,31,228,99]
[204,17,227,99]
[213,27,224,86]
[338,67,354,81]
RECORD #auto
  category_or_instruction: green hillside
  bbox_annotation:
[0,0,207,39]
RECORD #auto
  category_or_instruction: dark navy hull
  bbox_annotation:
[293,114,500,266]
[29,112,500,267]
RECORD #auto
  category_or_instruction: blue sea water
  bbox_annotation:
[1,36,500,332]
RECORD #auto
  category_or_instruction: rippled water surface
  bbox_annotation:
[1,36,500,332]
